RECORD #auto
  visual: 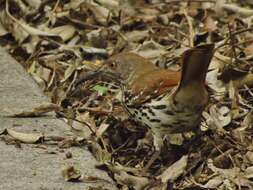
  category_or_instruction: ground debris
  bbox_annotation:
[1,0,253,189]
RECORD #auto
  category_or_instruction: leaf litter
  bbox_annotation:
[0,0,253,189]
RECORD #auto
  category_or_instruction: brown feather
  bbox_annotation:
[174,44,214,106]
[104,44,214,106]
[104,52,181,105]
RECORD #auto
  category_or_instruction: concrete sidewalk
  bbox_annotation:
[0,47,116,190]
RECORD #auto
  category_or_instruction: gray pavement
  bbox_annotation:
[0,47,117,190]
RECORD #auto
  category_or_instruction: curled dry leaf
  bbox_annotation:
[206,69,226,99]
[202,175,224,189]
[245,166,253,179]
[157,155,188,183]
[57,137,85,148]
[245,151,253,164]
[62,165,82,182]
[88,140,111,163]
[61,63,77,83]
[96,123,110,138]
[108,163,141,176]
[114,171,149,190]
[74,112,97,134]
[77,46,108,56]
[222,4,253,17]
[232,73,253,88]
[239,110,253,130]
[0,22,8,36]
[95,0,119,9]
[125,30,149,43]
[134,40,167,60]
[206,159,253,189]
[0,129,5,135]
[203,105,231,131]
[10,20,30,43]
[81,2,110,26]
[244,42,253,56]
[214,0,226,16]
[6,3,57,37]
[5,128,44,144]
[50,25,76,42]
[70,120,92,139]
[24,0,42,9]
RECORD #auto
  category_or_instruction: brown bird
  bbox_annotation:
[102,44,214,169]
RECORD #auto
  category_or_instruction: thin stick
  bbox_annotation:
[228,24,238,64]
[152,0,216,4]
[184,10,194,47]
[56,111,96,134]
[215,26,253,51]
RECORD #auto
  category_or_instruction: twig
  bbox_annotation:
[228,24,238,64]
[183,10,194,47]
[56,111,96,134]
[78,105,113,114]
[231,26,253,36]
[154,0,216,4]
[45,0,61,26]
[215,26,253,51]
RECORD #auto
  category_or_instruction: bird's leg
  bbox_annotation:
[141,135,163,174]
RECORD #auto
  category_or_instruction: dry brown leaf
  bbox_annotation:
[203,175,224,188]
[207,159,253,189]
[24,0,42,9]
[61,64,77,82]
[6,2,57,37]
[125,30,149,43]
[50,25,76,41]
[239,110,253,130]
[244,42,253,56]
[214,0,226,16]
[233,73,253,88]
[203,105,231,131]
[134,40,167,61]
[5,128,44,143]
[96,0,119,9]
[0,22,8,36]
[88,140,111,163]
[245,166,253,179]
[222,4,253,17]
[114,171,149,190]
[69,120,92,139]
[10,103,61,117]
[157,155,188,183]
[62,165,82,182]
[96,123,110,138]
[206,69,226,99]
[57,136,85,148]
[74,112,97,134]
[81,2,110,25]
[246,151,253,164]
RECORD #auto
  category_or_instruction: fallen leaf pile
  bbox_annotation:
[0,0,253,189]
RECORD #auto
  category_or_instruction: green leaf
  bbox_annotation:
[92,85,108,95]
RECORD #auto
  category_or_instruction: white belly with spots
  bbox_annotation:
[126,94,204,138]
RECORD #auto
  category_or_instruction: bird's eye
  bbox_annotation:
[110,61,116,68]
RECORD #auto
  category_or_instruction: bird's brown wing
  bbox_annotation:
[124,68,181,107]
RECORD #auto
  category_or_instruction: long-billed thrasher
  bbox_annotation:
[101,44,214,169]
